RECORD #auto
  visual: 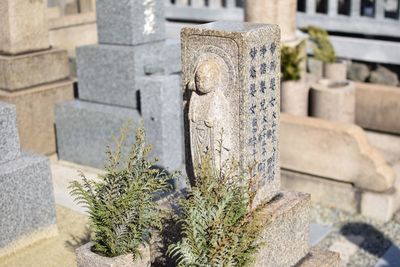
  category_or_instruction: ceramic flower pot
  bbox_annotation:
[310,79,355,123]
[76,242,151,267]
[281,79,309,116]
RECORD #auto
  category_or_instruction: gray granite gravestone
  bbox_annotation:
[55,0,184,181]
[181,22,340,267]
[0,101,57,257]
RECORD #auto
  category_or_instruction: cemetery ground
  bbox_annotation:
[0,157,399,267]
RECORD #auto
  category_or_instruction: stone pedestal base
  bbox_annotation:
[254,191,310,266]
[0,153,58,257]
[55,100,141,169]
[0,79,74,155]
[297,248,340,267]
[0,48,69,91]
[252,190,340,266]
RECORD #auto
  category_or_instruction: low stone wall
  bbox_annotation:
[355,82,400,135]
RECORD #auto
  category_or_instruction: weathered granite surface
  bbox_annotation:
[76,43,164,108]
[96,0,165,46]
[55,100,141,169]
[0,0,49,54]
[0,48,69,91]
[181,22,281,203]
[355,82,400,135]
[0,102,20,164]
[0,79,74,155]
[140,75,185,173]
[0,152,56,249]
[253,191,310,267]
[296,248,340,267]
[76,242,150,267]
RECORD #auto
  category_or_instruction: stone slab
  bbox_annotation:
[144,39,182,75]
[281,113,395,192]
[0,102,20,164]
[76,43,164,108]
[140,75,185,172]
[366,130,400,165]
[375,245,400,267]
[360,162,400,222]
[296,248,340,267]
[281,168,359,214]
[0,0,49,55]
[76,242,150,267]
[0,152,57,250]
[181,22,281,204]
[355,82,400,135]
[310,224,332,246]
[55,100,141,169]
[253,191,310,267]
[0,48,70,91]
[0,79,74,155]
[96,0,166,46]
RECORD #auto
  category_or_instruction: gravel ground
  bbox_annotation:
[310,203,400,267]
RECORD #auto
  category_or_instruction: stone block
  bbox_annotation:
[347,62,370,82]
[76,43,163,108]
[360,163,400,222]
[0,79,74,155]
[76,242,150,267]
[0,153,57,250]
[253,191,310,267]
[55,100,141,169]
[0,48,70,91]
[140,75,185,172]
[366,130,400,165]
[0,0,49,55]
[369,65,399,86]
[281,169,359,214]
[181,22,281,204]
[355,82,400,135]
[96,0,166,46]
[296,248,340,267]
[144,39,182,75]
[280,113,395,192]
[0,102,20,164]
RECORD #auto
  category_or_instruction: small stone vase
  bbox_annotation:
[281,79,309,117]
[310,79,355,123]
[324,61,347,81]
[76,242,151,267]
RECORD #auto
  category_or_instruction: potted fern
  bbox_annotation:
[281,40,309,116]
[308,26,347,81]
[168,154,268,266]
[70,125,172,267]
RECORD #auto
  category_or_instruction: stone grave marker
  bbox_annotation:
[181,22,340,266]
[0,101,57,257]
[182,21,281,203]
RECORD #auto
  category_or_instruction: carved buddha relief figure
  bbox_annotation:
[188,58,233,170]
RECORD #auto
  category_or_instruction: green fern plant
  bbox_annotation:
[168,153,268,267]
[69,124,172,259]
[308,25,336,63]
[281,40,305,81]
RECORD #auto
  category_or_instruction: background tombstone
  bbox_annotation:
[0,0,74,155]
[0,101,57,257]
[181,22,340,266]
[55,0,184,186]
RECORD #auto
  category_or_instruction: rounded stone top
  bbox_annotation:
[194,59,221,95]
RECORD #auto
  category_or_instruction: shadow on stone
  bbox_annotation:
[340,222,393,258]
[64,226,91,252]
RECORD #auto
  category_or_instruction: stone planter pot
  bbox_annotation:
[310,79,355,123]
[324,61,347,81]
[76,242,151,267]
[281,79,309,116]
[244,0,297,41]
[307,57,323,81]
